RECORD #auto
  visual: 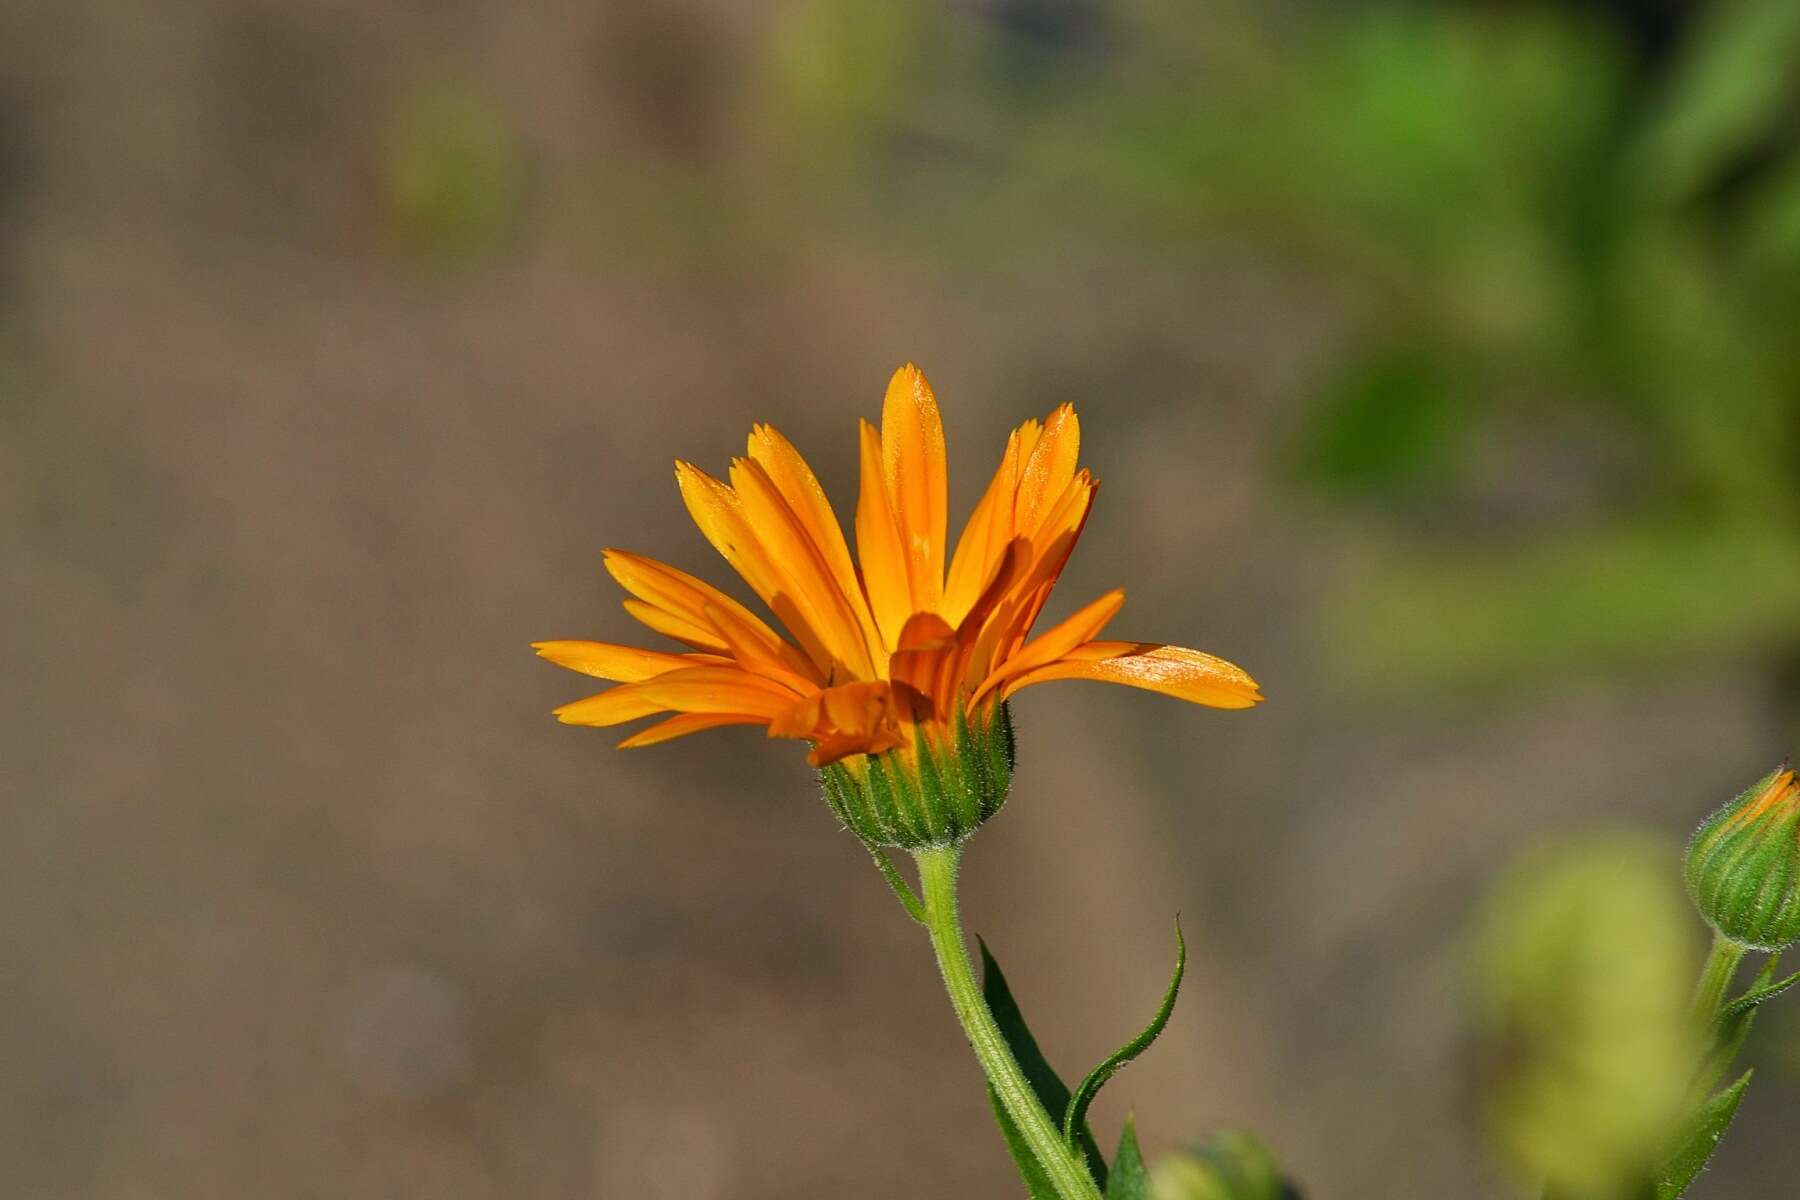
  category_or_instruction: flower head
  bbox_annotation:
[535,364,1262,845]
[1687,763,1800,950]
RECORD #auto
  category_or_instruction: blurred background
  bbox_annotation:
[5,0,1800,1196]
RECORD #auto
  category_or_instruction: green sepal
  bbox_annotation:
[1105,1115,1151,1200]
[1064,920,1187,1146]
[865,846,924,923]
[979,936,1108,1187]
[1655,1070,1753,1200]
[818,702,1014,848]
[985,1084,1060,1200]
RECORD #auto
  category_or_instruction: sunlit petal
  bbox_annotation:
[881,363,947,614]
[632,665,805,719]
[973,589,1125,701]
[531,640,700,682]
[1000,642,1264,709]
[747,423,884,655]
[617,712,768,748]
[854,419,911,654]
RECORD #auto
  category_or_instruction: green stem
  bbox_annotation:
[1693,931,1748,1024]
[914,844,1103,1200]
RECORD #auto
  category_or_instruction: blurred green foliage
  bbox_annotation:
[1151,1131,1297,1200]
[382,80,522,261]
[762,0,1800,705]
[1470,835,1702,1198]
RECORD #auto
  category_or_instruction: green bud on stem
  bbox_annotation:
[1686,764,1800,951]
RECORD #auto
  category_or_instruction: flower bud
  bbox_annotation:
[1686,764,1800,950]
[818,702,1014,849]
[1152,1132,1295,1200]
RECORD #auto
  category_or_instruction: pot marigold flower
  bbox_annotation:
[534,364,1262,847]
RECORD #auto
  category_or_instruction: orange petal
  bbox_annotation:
[553,688,669,726]
[881,364,947,613]
[1000,642,1264,709]
[747,423,883,656]
[943,425,1024,625]
[632,665,803,719]
[606,549,788,653]
[889,612,958,721]
[854,419,911,653]
[973,588,1124,701]
[617,712,768,748]
[730,457,876,679]
[620,599,731,654]
[963,476,1097,685]
[531,640,698,682]
[809,732,894,767]
[674,463,840,678]
[703,602,822,696]
[768,679,901,747]
[1013,404,1079,538]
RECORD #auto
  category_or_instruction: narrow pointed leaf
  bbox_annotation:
[1104,1115,1151,1200]
[986,1084,1059,1200]
[1656,1070,1753,1199]
[1718,968,1800,1023]
[1700,955,1782,1094]
[980,936,1108,1185]
[1064,920,1187,1145]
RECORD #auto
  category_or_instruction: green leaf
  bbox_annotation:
[1104,1115,1150,1200]
[1293,345,1463,498]
[1718,967,1800,1024]
[986,1084,1060,1200]
[1064,920,1187,1145]
[1635,0,1800,204]
[1655,1070,1753,1200]
[980,937,1108,1185]
[1700,954,1782,1094]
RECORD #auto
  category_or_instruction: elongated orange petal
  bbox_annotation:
[531,640,699,682]
[1000,642,1264,709]
[881,364,947,614]
[675,462,842,678]
[606,549,789,654]
[1013,404,1079,537]
[854,419,910,654]
[943,425,1024,625]
[973,588,1124,702]
[964,475,1097,685]
[620,599,730,653]
[554,689,669,726]
[631,665,803,719]
[747,423,883,655]
[1014,416,1043,467]
[1007,471,1098,642]
[730,457,875,679]
[617,712,768,748]
[703,602,822,696]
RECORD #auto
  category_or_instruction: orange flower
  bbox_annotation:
[535,364,1262,782]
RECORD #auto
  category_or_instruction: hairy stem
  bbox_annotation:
[1693,931,1747,1024]
[914,844,1103,1200]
